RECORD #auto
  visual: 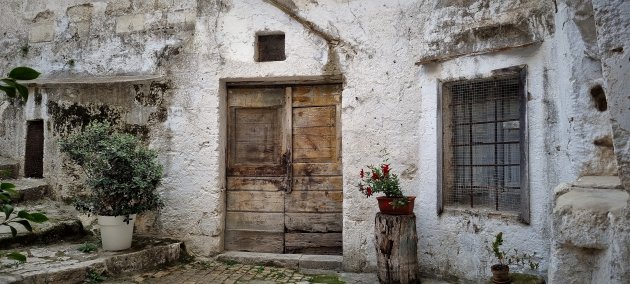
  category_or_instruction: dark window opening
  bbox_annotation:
[256,33,285,62]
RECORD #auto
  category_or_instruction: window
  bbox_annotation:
[439,67,529,223]
[256,33,285,62]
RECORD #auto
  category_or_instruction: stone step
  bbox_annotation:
[0,156,18,179]
[0,237,184,284]
[0,199,86,249]
[1,178,49,202]
[216,251,343,271]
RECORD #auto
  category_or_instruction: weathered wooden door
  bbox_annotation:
[226,84,342,255]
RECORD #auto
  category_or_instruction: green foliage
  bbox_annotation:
[0,67,40,100]
[491,232,540,270]
[308,275,346,284]
[78,242,98,253]
[59,122,163,216]
[86,270,106,283]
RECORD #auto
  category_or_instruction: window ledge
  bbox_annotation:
[440,206,524,223]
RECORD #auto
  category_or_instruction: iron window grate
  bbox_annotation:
[443,75,523,212]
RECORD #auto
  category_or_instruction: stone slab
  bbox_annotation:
[29,23,54,43]
[116,14,145,33]
[2,178,49,202]
[217,251,301,269]
[298,254,342,271]
[572,176,623,189]
[555,187,628,214]
[0,237,183,284]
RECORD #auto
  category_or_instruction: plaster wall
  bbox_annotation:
[0,0,625,282]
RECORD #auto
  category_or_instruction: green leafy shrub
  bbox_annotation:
[78,242,98,253]
[491,232,540,270]
[59,122,163,217]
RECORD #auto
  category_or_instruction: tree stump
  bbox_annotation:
[374,213,420,284]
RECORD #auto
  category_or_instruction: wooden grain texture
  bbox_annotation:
[374,213,420,284]
[227,191,284,212]
[226,212,284,231]
[227,177,284,191]
[285,191,343,213]
[225,230,284,253]
[285,213,342,232]
[285,232,342,255]
[292,176,342,191]
[293,106,335,128]
[293,163,342,176]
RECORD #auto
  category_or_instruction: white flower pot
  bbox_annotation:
[97,214,136,251]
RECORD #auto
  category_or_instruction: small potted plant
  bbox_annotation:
[60,122,163,251]
[357,163,415,215]
[491,232,540,284]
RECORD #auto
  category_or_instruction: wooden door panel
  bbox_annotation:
[227,191,284,212]
[292,177,342,191]
[225,230,284,253]
[227,177,285,191]
[285,213,342,232]
[292,85,342,107]
[293,106,335,128]
[285,191,343,213]
[226,212,284,231]
[285,233,342,255]
[293,163,342,176]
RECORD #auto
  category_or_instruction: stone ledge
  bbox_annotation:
[572,176,623,189]
[0,238,183,284]
[2,178,49,202]
[216,251,343,271]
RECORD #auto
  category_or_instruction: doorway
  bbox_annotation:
[225,84,342,255]
[24,120,44,178]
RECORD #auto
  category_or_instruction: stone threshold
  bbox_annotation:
[216,251,343,271]
[0,237,183,284]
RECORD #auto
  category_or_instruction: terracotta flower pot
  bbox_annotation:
[491,264,510,284]
[376,196,415,215]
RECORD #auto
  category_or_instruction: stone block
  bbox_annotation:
[299,255,343,271]
[156,0,174,9]
[553,187,628,248]
[29,23,54,43]
[116,14,145,33]
[106,0,132,15]
[573,176,623,189]
[217,251,301,269]
[66,4,93,22]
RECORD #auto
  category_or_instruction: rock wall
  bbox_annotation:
[0,0,626,282]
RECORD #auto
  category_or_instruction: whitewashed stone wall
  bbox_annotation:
[0,0,626,282]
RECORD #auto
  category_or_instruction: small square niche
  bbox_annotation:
[256,33,285,62]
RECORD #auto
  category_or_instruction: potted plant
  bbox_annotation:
[357,163,415,215]
[491,232,540,284]
[60,122,163,251]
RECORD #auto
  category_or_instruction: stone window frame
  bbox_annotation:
[437,66,530,224]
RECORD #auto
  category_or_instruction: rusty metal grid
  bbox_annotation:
[444,75,522,212]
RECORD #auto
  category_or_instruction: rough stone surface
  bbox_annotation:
[591,0,630,190]
[0,237,183,284]
[549,176,630,283]
[0,0,627,282]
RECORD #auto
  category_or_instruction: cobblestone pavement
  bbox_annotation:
[104,260,366,284]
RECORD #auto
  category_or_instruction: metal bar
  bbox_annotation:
[455,164,520,167]
[453,118,519,126]
[494,82,499,211]
[453,141,520,146]
[468,92,474,208]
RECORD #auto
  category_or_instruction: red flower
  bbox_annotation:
[382,164,390,177]
[371,171,379,180]
[366,187,372,197]
[360,169,364,178]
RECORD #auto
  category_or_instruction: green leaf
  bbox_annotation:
[17,210,29,219]
[6,252,26,262]
[8,225,17,237]
[8,67,40,80]
[15,83,28,100]
[0,194,10,202]
[14,220,32,232]
[1,79,16,87]
[1,183,16,190]
[25,212,48,223]
[0,85,16,98]
[2,204,13,220]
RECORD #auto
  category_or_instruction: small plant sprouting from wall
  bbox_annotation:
[78,242,98,253]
